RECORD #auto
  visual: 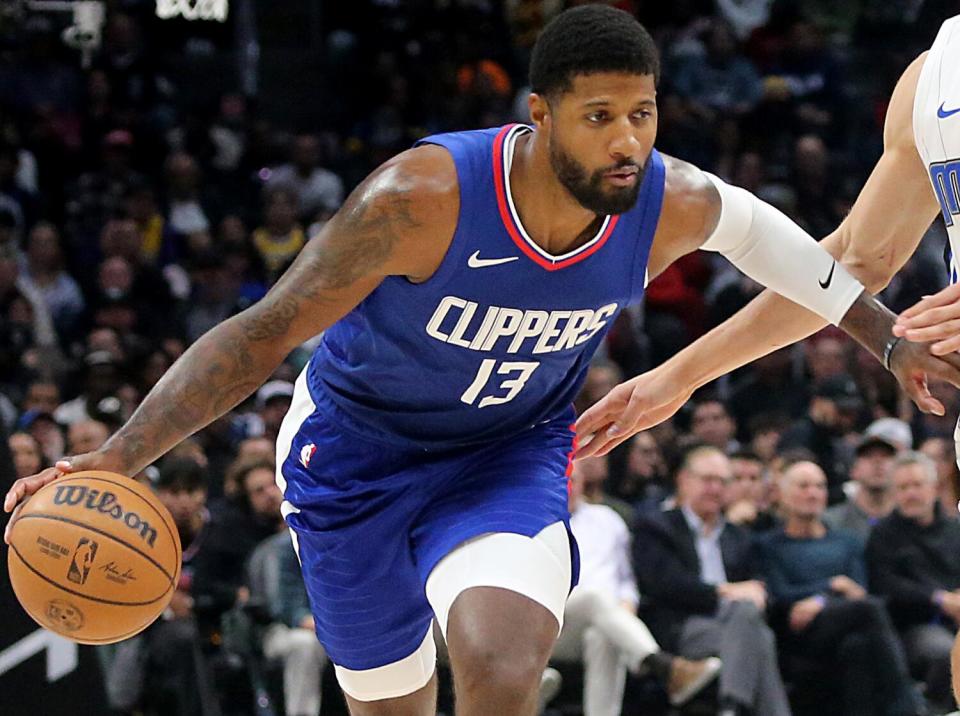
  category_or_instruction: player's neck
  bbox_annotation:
[509,131,602,255]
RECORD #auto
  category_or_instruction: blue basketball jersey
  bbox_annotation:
[307,124,664,449]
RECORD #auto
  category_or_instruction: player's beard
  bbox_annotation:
[549,139,646,215]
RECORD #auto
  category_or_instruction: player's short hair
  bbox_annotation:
[529,5,660,99]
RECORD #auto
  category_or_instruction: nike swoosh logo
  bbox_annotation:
[468,251,519,268]
[819,260,836,289]
[938,102,960,119]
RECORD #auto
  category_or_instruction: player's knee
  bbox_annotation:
[452,637,547,700]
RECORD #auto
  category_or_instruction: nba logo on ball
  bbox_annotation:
[67,537,98,585]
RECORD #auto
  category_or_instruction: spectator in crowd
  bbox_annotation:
[66,419,110,455]
[746,411,791,464]
[619,431,671,513]
[864,418,914,452]
[867,452,960,714]
[251,185,305,282]
[672,20,762,120]
[634,446,790,716]
[757,460,922,716]
[267,133,344,220]
[0,240,58,352]
[20,221,85,338]
[823,433,898,543]
[919,437,960,517]
[8,430,43,479]
[124,181,178,268]
[65,129,141,252]
[690,398,739,453]
[725,449,776,531]
[249,530,328,716]
[573,455,633,527]
[17,409,64,466]
[103,458,218,716]
[21,378,61,415]
[54,350,124,426]
[236,436,275,461]
[163,151,214,238]
[727,349,806,434]
[192,456,284,636]
[183,251,245,343]
[779,373,861,503]
[758,18,844,142]
[553,451,721,713]
[255,381,294,444]
[574,359,622,416]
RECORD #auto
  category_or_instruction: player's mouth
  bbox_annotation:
[603,167,639,187]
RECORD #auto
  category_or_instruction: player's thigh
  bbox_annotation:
[290,524,439,703]
[343,675,437,716]
[427,522,572,693]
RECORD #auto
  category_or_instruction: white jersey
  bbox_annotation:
[915,16,960,282]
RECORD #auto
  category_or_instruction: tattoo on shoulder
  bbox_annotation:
[239,172,423,341]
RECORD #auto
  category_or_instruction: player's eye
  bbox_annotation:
[586,111,608,123]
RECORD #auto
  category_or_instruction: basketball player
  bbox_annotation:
[572,13,960,707]
[6,7,960,715]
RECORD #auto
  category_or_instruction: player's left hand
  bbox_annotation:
[894,283,960,355]
[575,366,693,459]
[887,337,960,416]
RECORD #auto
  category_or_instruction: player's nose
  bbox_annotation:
[607,119,643,160]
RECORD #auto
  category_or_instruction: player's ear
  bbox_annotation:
[528,93,549,129]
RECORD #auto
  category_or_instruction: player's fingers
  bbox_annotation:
[606,389,650,438]
[575,422,616,459]
[904,372,945,415]
[3,467,62,512]
[575,393,625,438]
[932,334,960,356]
[922,352,960,390]
[3,502,25,545]
[595,431,635,457]
[898,304,960,331]
[898,286,960,319]
[901,319,960,343]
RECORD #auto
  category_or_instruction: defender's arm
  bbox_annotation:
[645,52,938,394]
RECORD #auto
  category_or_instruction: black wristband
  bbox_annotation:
[883,335,903,371]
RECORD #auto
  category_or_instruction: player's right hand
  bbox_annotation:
[576,365,694,459]
[3,452,116,545]
[894,283,960,355]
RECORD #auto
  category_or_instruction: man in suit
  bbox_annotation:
[633,445,790,716]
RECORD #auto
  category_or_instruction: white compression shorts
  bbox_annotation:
[333,521,572,702]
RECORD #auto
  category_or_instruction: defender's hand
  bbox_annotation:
[895,284,960,355]
[576,367,694,459]
[3,452,121,544]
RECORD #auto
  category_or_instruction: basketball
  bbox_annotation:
[6,471,182,644]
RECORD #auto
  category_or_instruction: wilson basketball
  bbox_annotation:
[6,470,182,644]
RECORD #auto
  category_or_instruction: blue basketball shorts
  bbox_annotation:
[274,370,580,673]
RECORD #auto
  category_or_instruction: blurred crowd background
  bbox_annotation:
[5,0,960,715]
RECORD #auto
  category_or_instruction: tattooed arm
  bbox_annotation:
[4,146,458,523]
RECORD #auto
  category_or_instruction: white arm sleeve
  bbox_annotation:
[700,173,864,326]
